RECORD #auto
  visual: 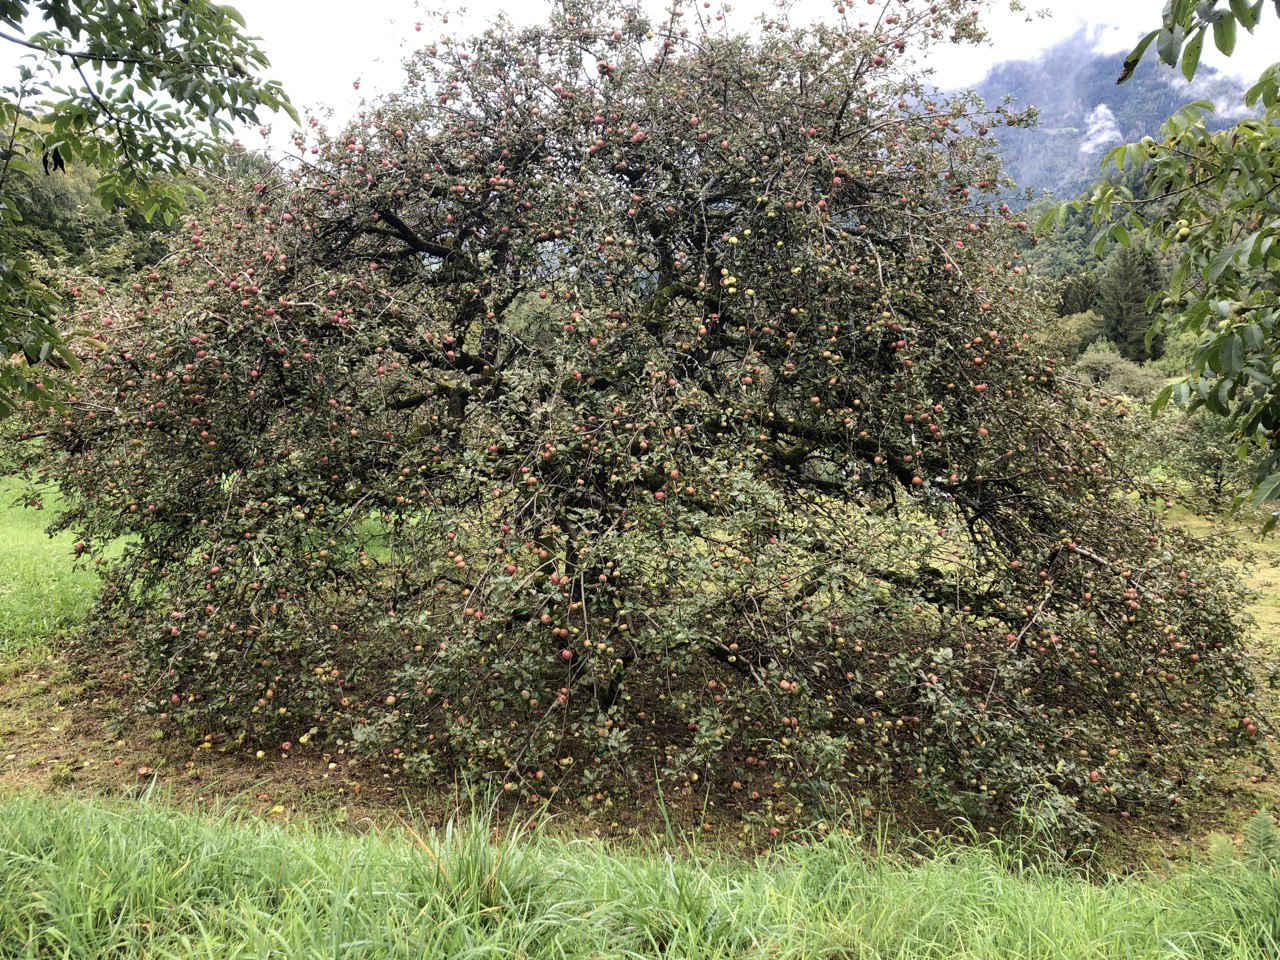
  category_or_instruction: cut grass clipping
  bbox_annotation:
[1,795,1279,959]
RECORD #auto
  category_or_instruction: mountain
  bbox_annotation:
[969,29,1249,200]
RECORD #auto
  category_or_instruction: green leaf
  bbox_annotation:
[1174,380,1192,408]
[1255,77,1278,108]
[1181,27,1206,80]
[1224,336,1245,375]
[1245,363,1272,387]
[1254,472,1280,505]
[1244,323,1266,352]
[1230,0,1258,30]
[1090,229,1109,259]
[1213,14,1237,55]
[1033,205,1060,235]
[1157,24,1186,66]
[1118,30,1161,82]
[1208,243,1239,281]
[219,4,248,26]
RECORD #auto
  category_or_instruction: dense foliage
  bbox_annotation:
[15,0,1262,838]
[1,0,292,413]
[8,158,172,277]
[1108,90,1280,513]
[1041,1,1280,512]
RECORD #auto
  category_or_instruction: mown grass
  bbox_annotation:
[0,793,1277,960]
[0,478,97,655]
[1167,505,1280,643]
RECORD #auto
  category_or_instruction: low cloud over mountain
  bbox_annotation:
[968,27,1248,198]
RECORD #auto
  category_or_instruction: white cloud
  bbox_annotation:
[1078,103,1121,154]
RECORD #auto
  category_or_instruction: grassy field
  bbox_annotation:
[1167,506,1280,643]
[0,793,1278,960]
[0,478,97,655]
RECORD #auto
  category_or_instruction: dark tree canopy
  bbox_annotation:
[1097,244,1165,361]
[17,0,1260,838]
[1058,272,1100,318]
[1,0,293,413]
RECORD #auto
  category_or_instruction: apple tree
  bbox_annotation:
[20,0,1261,838]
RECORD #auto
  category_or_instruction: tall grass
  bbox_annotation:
[1,794,1278,959]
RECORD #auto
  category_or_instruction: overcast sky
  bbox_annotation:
[228,0,1277,130]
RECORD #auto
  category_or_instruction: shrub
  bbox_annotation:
[1071,339,1166,398]
[1036,310,1105,361]
[15,0,1260,838]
